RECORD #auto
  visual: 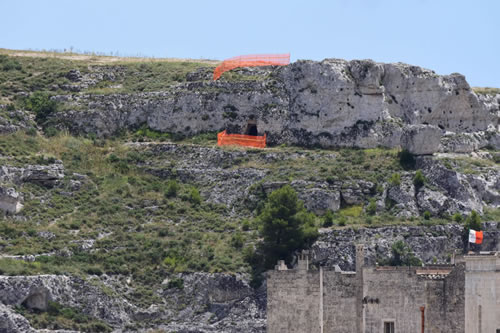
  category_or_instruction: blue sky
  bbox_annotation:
[1,0,499,87]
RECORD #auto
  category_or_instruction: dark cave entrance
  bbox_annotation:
[244,120,258,136]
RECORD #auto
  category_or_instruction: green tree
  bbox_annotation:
[258,185,318,268]
[389,240,422,266]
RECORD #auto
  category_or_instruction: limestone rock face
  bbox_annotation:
[0,275,134,326]
[312,222,499,271]
[0,163,64,188]
[401,124,442,155]
[0,273,265,333]
[51,59,498,153]
[0,303,36,333]
[0,186,23,214]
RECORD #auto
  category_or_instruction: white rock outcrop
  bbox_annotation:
[51,59,499,154]
[0,186,23,214]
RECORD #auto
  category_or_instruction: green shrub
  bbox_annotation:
[413,169,425,189]
[165,180,179,198]
[24,91,58,123]
[0,55,22,71]
[167,277,184,289]
[241,219,251,231]
[189,187,202,205]
[423,211,431,220]
[452,213,463,223]
[230,232,244,248]
[44,127,59,137]
[366,198,377,216]
[389,173,401,186]
[338,216,347,226]
[323,210,334,227]
[387,240,422,266]
[465,210,481,230]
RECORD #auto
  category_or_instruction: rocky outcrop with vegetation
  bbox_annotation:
[0,50,499,332]
[47,59,500,153]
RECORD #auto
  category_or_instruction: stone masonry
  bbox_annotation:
[267,249,500,333]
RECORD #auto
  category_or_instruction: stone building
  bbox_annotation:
[267,248,500,333]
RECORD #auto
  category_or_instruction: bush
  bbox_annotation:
[423,211,431,220]
[165,180,179,198]
[167,277,184,289]
[230,232,244,248]
[452,213,463,223]
[24,91,58,123]
[189,187,202,205]
[323,210,334,227]
[0,55,22,71]
[413,169,425,189]
[338,216,347,226]
[465,210,481,231]
[387,240,422,266]
[241,219,251,231]
[258,185,318,268]
[389,173,401,186]
[366,198,377,216]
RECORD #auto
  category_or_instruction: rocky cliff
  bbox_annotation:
[52,59,500,153]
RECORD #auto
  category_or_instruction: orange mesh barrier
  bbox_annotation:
[217,130,266,148]
[213,54,290,80]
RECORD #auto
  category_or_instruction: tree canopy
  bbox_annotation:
[258,185,318,268]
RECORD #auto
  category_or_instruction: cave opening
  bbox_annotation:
[244,120,258,136]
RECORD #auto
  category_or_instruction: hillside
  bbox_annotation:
[0,49,499,332]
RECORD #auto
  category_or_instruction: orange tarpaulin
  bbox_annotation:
[217,130,266,148]
[213,54,290,80]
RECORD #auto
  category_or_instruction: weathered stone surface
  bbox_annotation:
[401,124,442,155]
[0,303,36,333]
[0,275,134,326]
[0,186,23,214]
[0,163,65,188]
[50,59,498,153]
[312,222,499,271]
[386,175,419,217]
[0,273,265,332]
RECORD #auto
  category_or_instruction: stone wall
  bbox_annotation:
[362,266,427,332]
[464,253,500,333]
[267,250,472,333]
[425,264,465,333]
[266,269,321,333]
[322,270,357,333]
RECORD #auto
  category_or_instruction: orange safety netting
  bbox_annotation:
[217,130,266,148]
[213,53,290,80]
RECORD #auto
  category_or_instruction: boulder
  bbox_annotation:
[0,186,23,214]
[401,124,442,155]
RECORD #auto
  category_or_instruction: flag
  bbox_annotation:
[469,229,483,244]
